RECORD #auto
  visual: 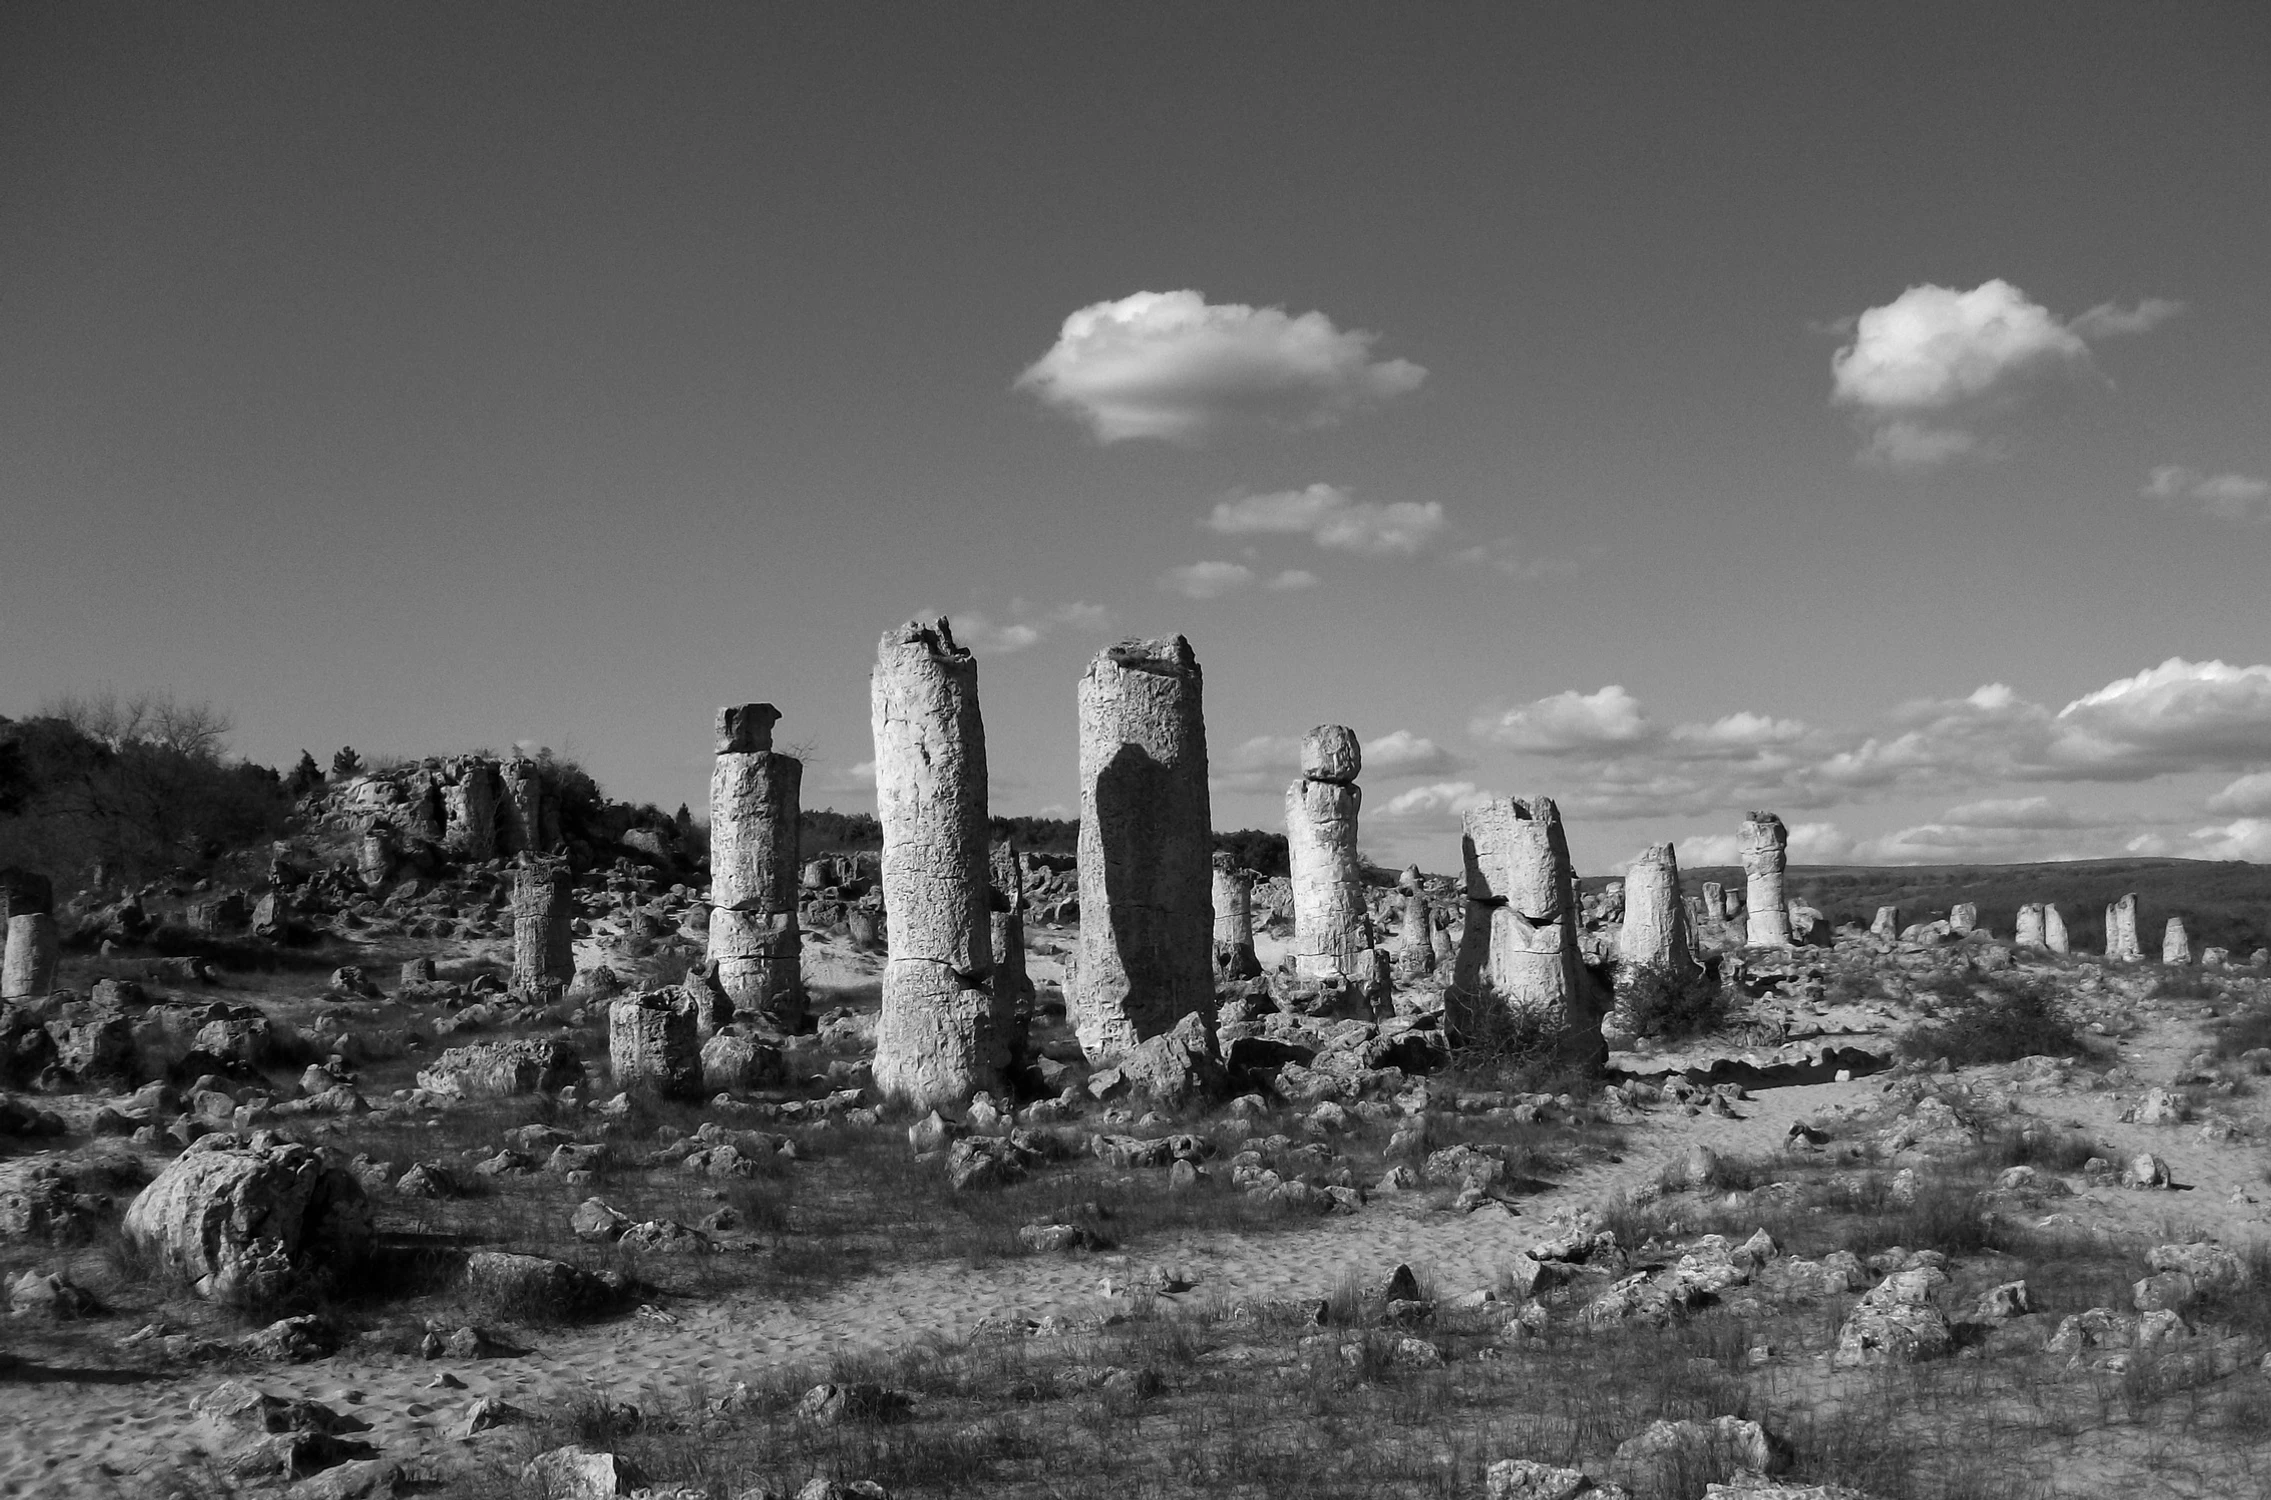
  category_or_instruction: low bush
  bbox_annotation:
[1901,976,2093,1067]
[1619,961,1730,1041]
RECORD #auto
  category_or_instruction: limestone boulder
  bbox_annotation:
[122,1136,371,1303]
[416,1038,583,1098]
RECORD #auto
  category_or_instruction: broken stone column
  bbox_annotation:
[1447,796,1602,1065]
[1286,725,1373,981]
[2163,917,2191,966]
[1211,852,1261,980]
[871,619,1004,1107]
[1074,637,1214,1060]
[1950,902,1978,936]
[1700,882,1725,929]
[2044,904,2069,954]
[2104,894,2141,962]
[706,703,804,1031]
[511,861,575,1002]
[2014,904,2046,949]
[443,757,502,861]
[609,988,701,1100]
[499,757,543,855]
[989,840,1034,1029]
[1870,906,1901,940]
[1,914,58,1001]
[1740,813,1791,948]
[1395,865,1435,980]
[1617,843,1697,981]
[1683,893,1708,936]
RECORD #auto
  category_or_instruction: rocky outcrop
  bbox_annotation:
[441,756,503,862]
[415,1038,583,1097]
[870,620,1005,1107]
[1447,797,1602,1066]
[1073,637,1214,1059]
[122,1136,371,1304]
[2105,893,2142,962]
[1286,726,1373,981]
[499,756,543,856]
[609,988,701,1100]
[511,862,575,1003]
[1740,812,1791,948]
[707,703,804,1030]
[1212,853,1261,980]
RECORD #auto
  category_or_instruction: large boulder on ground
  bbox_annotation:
[523,1445,648,1498]
[608,989,701,1100]
[1112,1012,1227,1109]
[415,1038,583,1097]
[700,1032,784,1093]
[121,1135,371,1303]
[48,1013,138,1086]
[1833,1266,1953,1367]
[462,1250,618,1318]
[1611,1416,1786,1492]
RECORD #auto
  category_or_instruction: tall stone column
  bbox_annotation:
[2163,917,2191,966]
[990,840,1034,1033]
[1617,842,1696,978]
[1447,796,1601,1065]
[2014,904,2046,949]
[1740,813,1791,948]
[500,757,544,855]
[707,703,805,1031]
[1286,726,1373,981]
[511,861,575,1003]
[2043,904,2069,954]
[443,757,502,862]
[1395,864,1435,979]
[2105,894,2141,961]
[1074,637,1214,1059]
[871,620,1003,1106]
[1211,852,1261,979]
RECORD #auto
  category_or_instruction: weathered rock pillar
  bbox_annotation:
[1073,637,1214,1059]
[2163,917,2191,966]
[1701,882,1725,929]
[1950,903,1978,936]
[500,756,544,855]
[356,829,394,891]
[871,619,1004,1106]
[609,988,701,1099]
[2,915,58,1001]
[1286,726,1373,981]
[2014,904,2046,949]
[2044,904,2069,954]
[990,840,1035,1030]
[1211,852,1261,979]
[1740,813,1791,948]
[1394,864,1435,980]
[707,703,805,1031]
[2105,894,2141,962]
[1618,843,1697,979]
[1447,796,1602,1065]
[1870,906,1901,940]
[511,861,575,1002]
[442,757,502,862]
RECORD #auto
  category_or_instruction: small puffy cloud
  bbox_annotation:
[1362,730,1464,778]
[947,599,1115,655]
[1829,280,2173,468]
[1447,536,1581,580]
[2145,465,2271,523]
[1158,561,1254,599]
[1017,290,1425,444]
[1474,685,1652,753]
[1668,712,1813,757]
[1679,823,1852,867]
[2208,772,2271,817]
[1211,727,1462,794]
[2189,818,2271,861]
[1267,569,1319,591]
[1372,779,1500,832]
[1206,484,1446,557]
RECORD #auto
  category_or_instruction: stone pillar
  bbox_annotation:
[356,828,394,890]
[609,988,701,1100]
[1870,906,1900,940]
[989,839,1034,1028]
[2163,917,2191,966]
[1394,865,1435,980]
[1286,725,1373,981]
[2105,894,2141,962]
[1,914,58,1002]
[1447,796,1601,1065]
[1211,852,1261,980]
[1740,813,1791,948]
[511,862,575,1002]
[1700,882,1725,929]
[871,619,1004,1107]
[403,768,446,846]
[1950,902,1978,936]
[499,757,544,855]
[2044,904,2069,954]
[1683,893,1707,936]
[707,703,805,1031]
[443,757,502,861]
[1073,637,1214,1059]
[2014,904,2046,949]
[1617,842,1696,978]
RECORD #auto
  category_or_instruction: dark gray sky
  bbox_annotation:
[5,3,2269,870]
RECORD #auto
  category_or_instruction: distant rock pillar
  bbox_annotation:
[2163,917,2191,966]
[1395,864,1435,980]
[1,905,59,1001]
[2043,904,2069,954]
[1211,852,1261,980]
[1073,637,1214,1060]
[1870,906,1901,940]
[1740,813,1792,948]
[499,757,544,855]
[2105,893,2141,962]
[1949,903,1978,936]
[511,861,575,1003]
[1618,842,1696,979]
[609,988,701,1099]
[990,840,1035,1032]
[1286,725,1373,981]
[356,829,394,891]
[2014,904,2046,950]
[707,703,805,1032]
[1700,882,1725,930]
[871,620,1004,1107]
[1447,796,1601,1066]
[443,757,502,862]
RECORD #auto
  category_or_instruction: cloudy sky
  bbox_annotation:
[5,5,2269,873]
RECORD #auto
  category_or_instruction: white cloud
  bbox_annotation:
[1447,536,1581,580]
[1830,280,2175,467]
[1211,727,1464,794]
[1372,779,1501,832]
[1362,730,1464,778]
[2189,819,2271,861]
[947,600,1116,655]
[2145,465,2271,523]
[1158,561,1255,599]
[1206,484,1447,557]
[1016,290,1425,444]
[1936,795,2087,830]
[1266,569,1319,591]
[1474,685,1653,753]
[2208,772,2271,817]
[1679,823,1853,867]
[2052,658,2271,774]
